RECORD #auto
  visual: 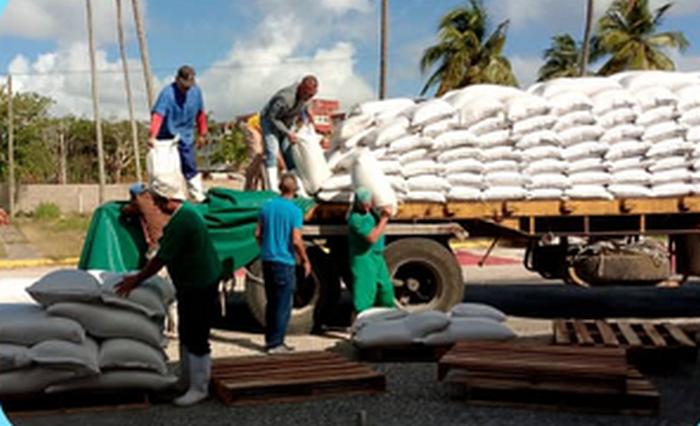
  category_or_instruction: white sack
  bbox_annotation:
[688,126,700,142]
[482,187,528,200]
[405,192,447,203]
[422,117,459,138]
[512,115,557,136]
[47,303,165,349]
[559,125,604,146]
[448,187,482,201]
[411,99,456,127]
[478,130,511,148]
[321,174,352,191]
[484,172,527,187]
[291,126,332,194]
[373,117,410,147]
[608,157,649,173]
[0,304,85,345]
[327,149,356,172]
[648,156,689,173]
[402,160,445,178]
[99,339,168,375]
[524,159,567,175]
[637,106,676,126]
[352,98,414,117]
[458,101,505,128]
[608,184,652,198]
[598,108,637,128]
[652,183,693,197]
[506,95,550,121]
[601,124,645,144]
[389,135,433,153]
[343,127,375,149]
[445,158,485,174]
[469,116,508,136]
[678,86,700,112]
[569,158,606,173]
[447,173,483,187]
[521,146,563,162]
[434,130,479,150]
[147,139,184,193]
[379,161,402,176]
[421,318,515,346]
[680,107,700,127]
[634,87,678,111]
[317,190,353,203]
[514,130,559,149]
[605,141,650,161]
[399,149,430,165]
[528,174,570,189]
[650,169,691,185]
[437,147,482,163]
[483,160,519,173]
[611,169,652,185]
[407,176,450,192]
[569,171,611,186]
[645,138,692,158]
[549,92,593,114]
[481,146,520,162]
[592,89,635,115]
[528,188,564,200]
[352,149,398,211]
[565,185,613,200]
[553,110,595,132]
[336,113,374,142]
[387,176,409,194]
[27,269,101,307]
[47,371,177,393]
[563,142,608,161]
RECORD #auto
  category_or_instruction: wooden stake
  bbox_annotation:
[86,0,106,203]
[7,75,15,218]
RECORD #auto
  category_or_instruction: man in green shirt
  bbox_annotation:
[348,187,395,313]
[116,179,222,407]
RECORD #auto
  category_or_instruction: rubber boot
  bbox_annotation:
[174,353,211,406]
[176,344,190,392]
[187,173,207,203]
[266,167,279,192]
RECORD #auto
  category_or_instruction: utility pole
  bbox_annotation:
[86,0,106,203]
[580,0,594,76]
[379,0,388,99]
[59,121,67,185]
[116,0,143,182]
[132,0,156,110]
[7,75,15,218]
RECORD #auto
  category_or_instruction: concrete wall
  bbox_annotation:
[0,179,243,215]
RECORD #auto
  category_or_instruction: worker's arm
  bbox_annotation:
[365,211,390,244]
[115,257,165,296]
[292,228,311,277]
[148,113,164,147]
[267,97,296,142]
[255,221,262,246]
[196,111,208,149]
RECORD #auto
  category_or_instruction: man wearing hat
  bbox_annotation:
[149,65,208,202]
[260,75,319,191]
[116,179,222,406]
[348,188,396,313]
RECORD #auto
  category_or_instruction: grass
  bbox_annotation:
[14,214,92,260]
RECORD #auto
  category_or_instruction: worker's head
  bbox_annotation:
[279,173,298,196]
[175,66,196,92]
[150,179,186,213]
[297,75,318,102]
[354,187,373,213]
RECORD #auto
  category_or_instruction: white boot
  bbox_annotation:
[265,167,279,193]
[174,353,211,407]
[177,344,190,391]
[187,173,207,203]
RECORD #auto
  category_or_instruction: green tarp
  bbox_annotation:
[78,188,315,276]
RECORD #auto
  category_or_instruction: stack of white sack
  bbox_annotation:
[677,85,700,193]
[534,78,613,200]
[0,269,177,397]
[321,71,700,205]
[352,304,515,348]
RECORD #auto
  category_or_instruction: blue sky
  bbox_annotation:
[0,0,699,120]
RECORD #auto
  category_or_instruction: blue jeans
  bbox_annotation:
[178,141,198,180]
[262,261,296,348]
[261,118,295,170]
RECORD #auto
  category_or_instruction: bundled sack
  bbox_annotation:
[147,138,185,193]
[352,310,450,348]
[351,149,398,212]
[28,338,100,375]
[421,318,515,346]
[99,339,168,375]
[94,271,175,319]
[47,303,165,349]
[450,303,507,322]
[0,368,78,396]
[291,125,332,194]
[27,269,102,306]
[0,344,31,372]
[46,370,177,393]
[0,304,85,345]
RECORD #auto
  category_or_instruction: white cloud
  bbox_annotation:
[3,0,375,119]
[200,0,375,119]
[8,43,159,119]
[0,0,139,45]
[509,55,543,88]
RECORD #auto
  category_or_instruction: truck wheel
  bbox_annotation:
[244,247,339,334]
[384,238,464,312]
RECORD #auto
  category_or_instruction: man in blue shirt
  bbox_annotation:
[255,173,311,353]
[149,66,208,202]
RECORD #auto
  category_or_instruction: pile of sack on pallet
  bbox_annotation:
[291,71,700,207]
[0,269,177,397]
[352,303,515,348]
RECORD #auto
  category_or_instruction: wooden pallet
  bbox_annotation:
[357,344,453,362]
[438,341,659,415]
[3,391,150,418]
[211,351,386,406]
[553,320,697,364]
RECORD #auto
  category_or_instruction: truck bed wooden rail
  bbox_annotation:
[306,196,700,238]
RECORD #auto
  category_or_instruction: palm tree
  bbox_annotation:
[116,0,142,182]
[538,34,582,82]
[595,0,689,76]
[420,0,517,96]
[131,0,155,109]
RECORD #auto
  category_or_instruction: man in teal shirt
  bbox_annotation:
[256,174,311,353]
[117,179,221,406]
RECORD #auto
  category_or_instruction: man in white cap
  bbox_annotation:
[116,179,222,406]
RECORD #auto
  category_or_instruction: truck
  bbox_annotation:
[241,195,700,334]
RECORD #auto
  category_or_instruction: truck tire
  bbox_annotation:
[384,238,464,312]
[244,247,339,334]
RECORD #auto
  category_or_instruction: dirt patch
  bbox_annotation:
[14,215,91,260]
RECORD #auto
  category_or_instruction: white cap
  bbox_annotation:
[150,178,187,201]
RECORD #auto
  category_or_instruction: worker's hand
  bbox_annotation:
[380,207,392,218]
[302,259,312,278]
[288,133,298,145]
[147,137,157,148]
[196,135,207,149]
[115,275,141,297]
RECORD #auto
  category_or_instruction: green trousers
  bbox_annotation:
[350,253,395,313]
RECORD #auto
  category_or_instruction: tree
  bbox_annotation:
[116,0,142,182]
[132,0,156,110]
[595,0,689,76]
[538,34,583,81]
[420,0,517,96]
